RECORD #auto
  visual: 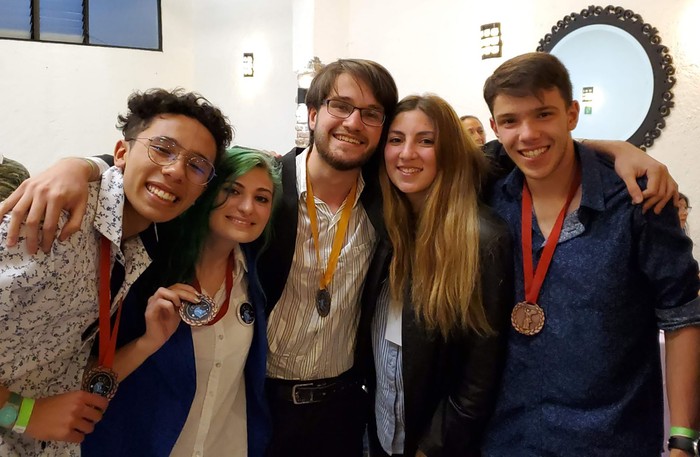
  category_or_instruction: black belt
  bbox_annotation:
[267,373,360,405]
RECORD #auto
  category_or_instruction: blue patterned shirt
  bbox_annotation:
[483,144,700,457]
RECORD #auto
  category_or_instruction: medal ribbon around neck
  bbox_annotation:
[81,236,124,399]
[512,168,581,336]
[191,252,235,326]
[305,153,358,315]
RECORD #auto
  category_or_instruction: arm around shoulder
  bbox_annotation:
[0,156,104,254]
[584,139,678,213]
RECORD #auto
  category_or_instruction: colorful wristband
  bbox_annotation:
[0,392,22,429]
[671,426,700,440]
[11,397,35,434]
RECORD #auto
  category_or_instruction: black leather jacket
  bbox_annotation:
[358,205,514,457]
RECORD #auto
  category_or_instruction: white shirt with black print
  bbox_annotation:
[0,167,151,456]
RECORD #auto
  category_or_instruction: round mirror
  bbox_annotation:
[537,5,675,150]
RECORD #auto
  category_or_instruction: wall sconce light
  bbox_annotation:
[481,23,502,59]
[243,52,254,77]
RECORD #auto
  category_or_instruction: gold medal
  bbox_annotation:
[511,301,545,336]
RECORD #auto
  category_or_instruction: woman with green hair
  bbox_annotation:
[83,146,282,457]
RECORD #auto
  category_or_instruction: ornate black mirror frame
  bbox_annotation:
[537,5,675,150]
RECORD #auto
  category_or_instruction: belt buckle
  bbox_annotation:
[291,382,316,405]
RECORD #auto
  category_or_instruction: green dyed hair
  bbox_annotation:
[157,146,282,285]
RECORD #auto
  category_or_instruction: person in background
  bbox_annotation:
[0,88,231,456]
[362,94,513,457]
[82,146,281,457]
[0,154,29,201]
[482,52,700,457]
[460,114,487,147]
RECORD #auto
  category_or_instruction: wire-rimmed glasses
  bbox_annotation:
[128,136,216,185]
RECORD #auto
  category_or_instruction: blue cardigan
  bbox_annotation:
[82,243,271,457]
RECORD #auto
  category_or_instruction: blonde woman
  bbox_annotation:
[361,94,513,457]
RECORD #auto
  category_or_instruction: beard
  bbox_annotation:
[312,130,376,171]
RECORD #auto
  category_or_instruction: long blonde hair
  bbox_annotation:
[380,94,491,338]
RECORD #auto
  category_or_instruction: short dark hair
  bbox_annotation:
[483,52,573,114]
[116,88,233,159]
[305,59,398,144]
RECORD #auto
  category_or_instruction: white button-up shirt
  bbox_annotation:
[171,245,252,457]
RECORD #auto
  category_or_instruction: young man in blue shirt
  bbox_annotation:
[483,52,700,457]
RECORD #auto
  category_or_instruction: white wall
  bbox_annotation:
[190,0,296,154]
[0,0,297,174]
[0,0,196,173]
[339,0,700,257]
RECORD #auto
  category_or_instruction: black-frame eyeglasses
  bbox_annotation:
[324,99,385,127]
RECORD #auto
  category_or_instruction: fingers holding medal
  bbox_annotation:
[154,283,219,327]
[143,285,197,349]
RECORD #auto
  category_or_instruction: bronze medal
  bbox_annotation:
[316,288,331,317]
[180,293,218,326]
[82,366,119,399]
[511,301,545,336]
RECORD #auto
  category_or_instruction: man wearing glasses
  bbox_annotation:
[0,88,231,456]
[257,59,398,457]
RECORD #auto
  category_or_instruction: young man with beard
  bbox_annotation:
[256,59,398,457]
[482,52,700,457]
[0,59,683,457]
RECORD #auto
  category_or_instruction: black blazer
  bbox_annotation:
[360,205,514,457]
[256,147,387,317]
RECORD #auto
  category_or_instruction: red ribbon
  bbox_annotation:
[98,236,123,368]
[192,252,235,326]
[521,170,581,304]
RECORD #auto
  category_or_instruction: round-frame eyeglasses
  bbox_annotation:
[127,136,216,185]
